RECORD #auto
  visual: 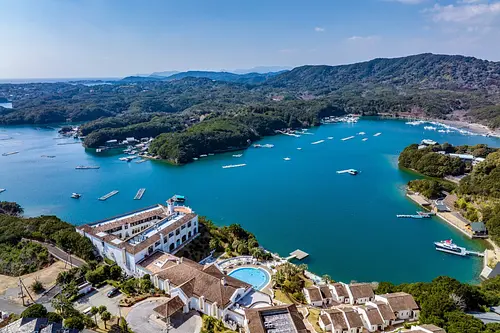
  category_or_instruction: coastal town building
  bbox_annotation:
[319,307,364,333]
[345,283,375,305]
[374,292,420,323]
[0,318,79,333]
[244,304,308,333]
[304,285,334,307]
[137,251,272,327]
[409,324,446,333]
[76,201,199,275]
[331,283,351,304]
[355,305,386,332]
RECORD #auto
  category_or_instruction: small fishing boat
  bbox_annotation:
[327,137,333,140]
[71,193,81,199]
[373,132,382,137]
[283,157,291,161]
[232,154,243,158]
[362,138,368,141]
[297,148,302,150]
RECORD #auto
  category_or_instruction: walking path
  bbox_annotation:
[29,239,86,267]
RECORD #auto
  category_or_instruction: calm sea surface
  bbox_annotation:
[1,119,499,284]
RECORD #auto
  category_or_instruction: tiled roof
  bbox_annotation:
[332,283,349,298]
[418,324,447,333]
[365,306,384,325]
[349,283,374,300]
[153,296,185,318]
[157,259,250,307]
[380,292,419,311]
[343,308,364,328]
[320,314,331,326]
[244,304,308,333]
[326,309,348,330]
[375,301,397,321]
[306,286,323,302]
[319,285,333,299]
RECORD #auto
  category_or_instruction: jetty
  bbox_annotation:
[341,136,355,141]
[222,164,246,169]
[397,214,429,219]
[286,249,309,261]
[99,190,119,201]
[75,166,100,170]
[311,140,325,145]
[466,250,485,257]
[134,188,146,200]
[2,151,19,156]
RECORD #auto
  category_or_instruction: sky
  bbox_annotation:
[1,0,500,78]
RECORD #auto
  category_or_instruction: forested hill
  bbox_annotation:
[122,70,286,84]
[266,53,500,92]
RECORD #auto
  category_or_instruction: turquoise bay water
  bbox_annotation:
[1,119,499,284]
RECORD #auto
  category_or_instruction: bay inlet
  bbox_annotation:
[1,119,499,284]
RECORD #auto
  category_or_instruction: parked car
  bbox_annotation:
[107,287,119,297]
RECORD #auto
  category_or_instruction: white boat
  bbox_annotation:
[297,148,302,150]
[327,137,333,140]
[358,132,366,135]
[2,151,19,156]
[193,157,199,161]
[199,154,208,158]
[232,154,243,158]
[71,193,81,199]
[222,164,247,169]
[424,126,437,131]
[373,132,382,137]
[311,140,325,145]
[434,239,466,256]
[362,138,368,141]
[283,157,291,161]
[0,189,5,194]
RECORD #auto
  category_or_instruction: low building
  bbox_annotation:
[345,283,375,305]
[421,139,438,146]
[331,283,350,304]
[471,222,488,237]
[138,251,272,328]
[410,324,446,333]
[356,305,386,332]
[320,307,364,333]
[375,292,419,324]
[0,318,79,333]
[449,153,475,161]
[304,285,334,307]
[76,201,199,276]
[365,301,396,327]
[481,262,500,280]
[244,304,308,333]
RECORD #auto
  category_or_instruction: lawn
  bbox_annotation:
[307,308,323,333]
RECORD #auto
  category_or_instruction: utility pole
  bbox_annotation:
[18,277,25,306]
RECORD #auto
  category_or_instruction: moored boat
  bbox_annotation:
[434,239,466,256]
[71,193,81,199]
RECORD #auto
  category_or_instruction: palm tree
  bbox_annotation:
[98,305,107,315]
[90,306,99,326]
[322,274,332,284]
[100,311,111,329]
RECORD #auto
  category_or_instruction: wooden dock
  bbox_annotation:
[134,188,146,200]
[99,190,119,201]
[286,249,309,261]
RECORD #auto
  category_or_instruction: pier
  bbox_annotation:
[99,190,119,201]
[134,188,146,200]
[286,249,309,261]
[466,250,485,257]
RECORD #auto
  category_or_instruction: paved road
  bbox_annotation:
[31,240,86,267]
[127,298,201,333]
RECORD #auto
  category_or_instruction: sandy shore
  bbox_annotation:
[435,119,500,138]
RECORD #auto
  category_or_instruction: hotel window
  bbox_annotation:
[175,229,180,235]
[155,241,160,248]
[187,221,192,227]
[125,225,128,229]
[181,225,186,230]
[169,232,174,237]
[163,237,168,244]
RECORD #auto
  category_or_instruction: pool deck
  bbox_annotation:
[225,264,273,296]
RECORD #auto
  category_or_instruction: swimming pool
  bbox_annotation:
[228,267,270,290]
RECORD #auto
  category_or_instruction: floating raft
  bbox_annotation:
[311,140,325,145]
[287,249,309,260]
[341,136,355,141]
[99,190,119,201]
[134,188,146,200]
[222,164,246,169]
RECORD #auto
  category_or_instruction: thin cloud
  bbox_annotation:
[389,0,428,4]
[426,2,500,23]
[347,35,380,41]
[314,27,325,32]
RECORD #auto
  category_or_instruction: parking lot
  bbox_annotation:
[74,284,123,316]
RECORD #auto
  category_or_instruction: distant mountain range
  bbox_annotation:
[122,70,288,84]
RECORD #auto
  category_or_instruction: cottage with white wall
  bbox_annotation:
[345,283,375,305]
[375,292,419,324]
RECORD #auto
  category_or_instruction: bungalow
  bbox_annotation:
[355,305,385,332]
[319,307,364,333]
[244,304,308,333]
[365,301,396,328]
[345,283,375,305]
[410,324,446,333]
[304,285,335,307]
[471,222,488,237]
[331,283,351,304]
[375,292,419,324]
[138,251,272,328]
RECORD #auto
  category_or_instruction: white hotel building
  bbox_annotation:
[76,200,199,276]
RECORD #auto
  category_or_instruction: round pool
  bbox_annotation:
[228,267,270,290]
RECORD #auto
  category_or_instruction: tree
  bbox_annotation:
[0,201,24,216]
[322,274,333,284]
[98,305,107,315]
[51,293,74,318]
[100,311,111,329]
[64,316,85,330]
[31,279,44,294]
[90,306,99,326]
[110,265,122,280]
[47,312,63,323]
[21,304,47,318]
[120,316,132,333]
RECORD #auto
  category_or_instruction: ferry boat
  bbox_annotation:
[173,194,186,202]
[434,239,466,256]
[71,193,81,199]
